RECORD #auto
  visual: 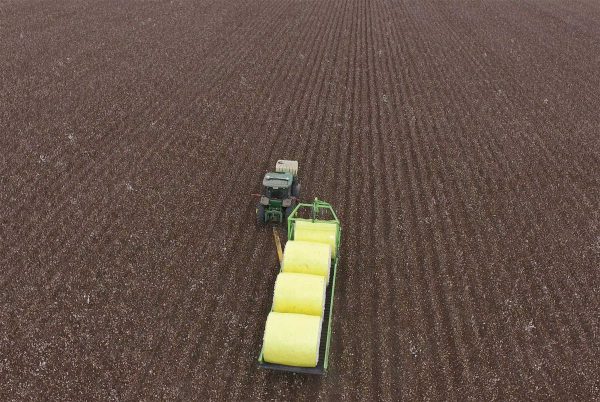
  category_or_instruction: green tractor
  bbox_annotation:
[255,160,300,225]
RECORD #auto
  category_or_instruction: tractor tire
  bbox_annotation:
[292,182,301,198]
[256,204,266,225]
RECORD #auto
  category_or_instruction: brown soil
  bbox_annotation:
[1,0,598,400]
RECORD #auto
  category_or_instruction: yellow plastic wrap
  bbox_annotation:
[293,220,338,258]
[262,312,322,367]
[273,273,326,317]
[282,240,331,281]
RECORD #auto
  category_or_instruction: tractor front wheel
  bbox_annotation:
[256,204,266,225]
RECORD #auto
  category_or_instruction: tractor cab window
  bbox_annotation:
[266,187,287,199]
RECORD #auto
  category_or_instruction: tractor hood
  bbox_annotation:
[263,172,293,189]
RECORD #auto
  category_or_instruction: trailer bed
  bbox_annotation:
[258,200,341,375]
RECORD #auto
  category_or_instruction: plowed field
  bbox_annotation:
[1,0,599,400]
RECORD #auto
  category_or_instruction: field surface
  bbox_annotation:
[1,0,599,400]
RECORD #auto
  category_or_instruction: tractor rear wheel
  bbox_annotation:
[292,182,301,198]
[256,204,266,225]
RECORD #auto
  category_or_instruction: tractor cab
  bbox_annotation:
[256,161,301,225]
[263,172,293,199]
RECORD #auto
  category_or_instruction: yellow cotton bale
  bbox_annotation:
[293,220,338,258]
[273,273,326,317]
[262,312,322,367]
[282,240,331,282]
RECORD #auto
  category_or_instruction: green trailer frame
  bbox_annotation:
[258,198,341,375]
